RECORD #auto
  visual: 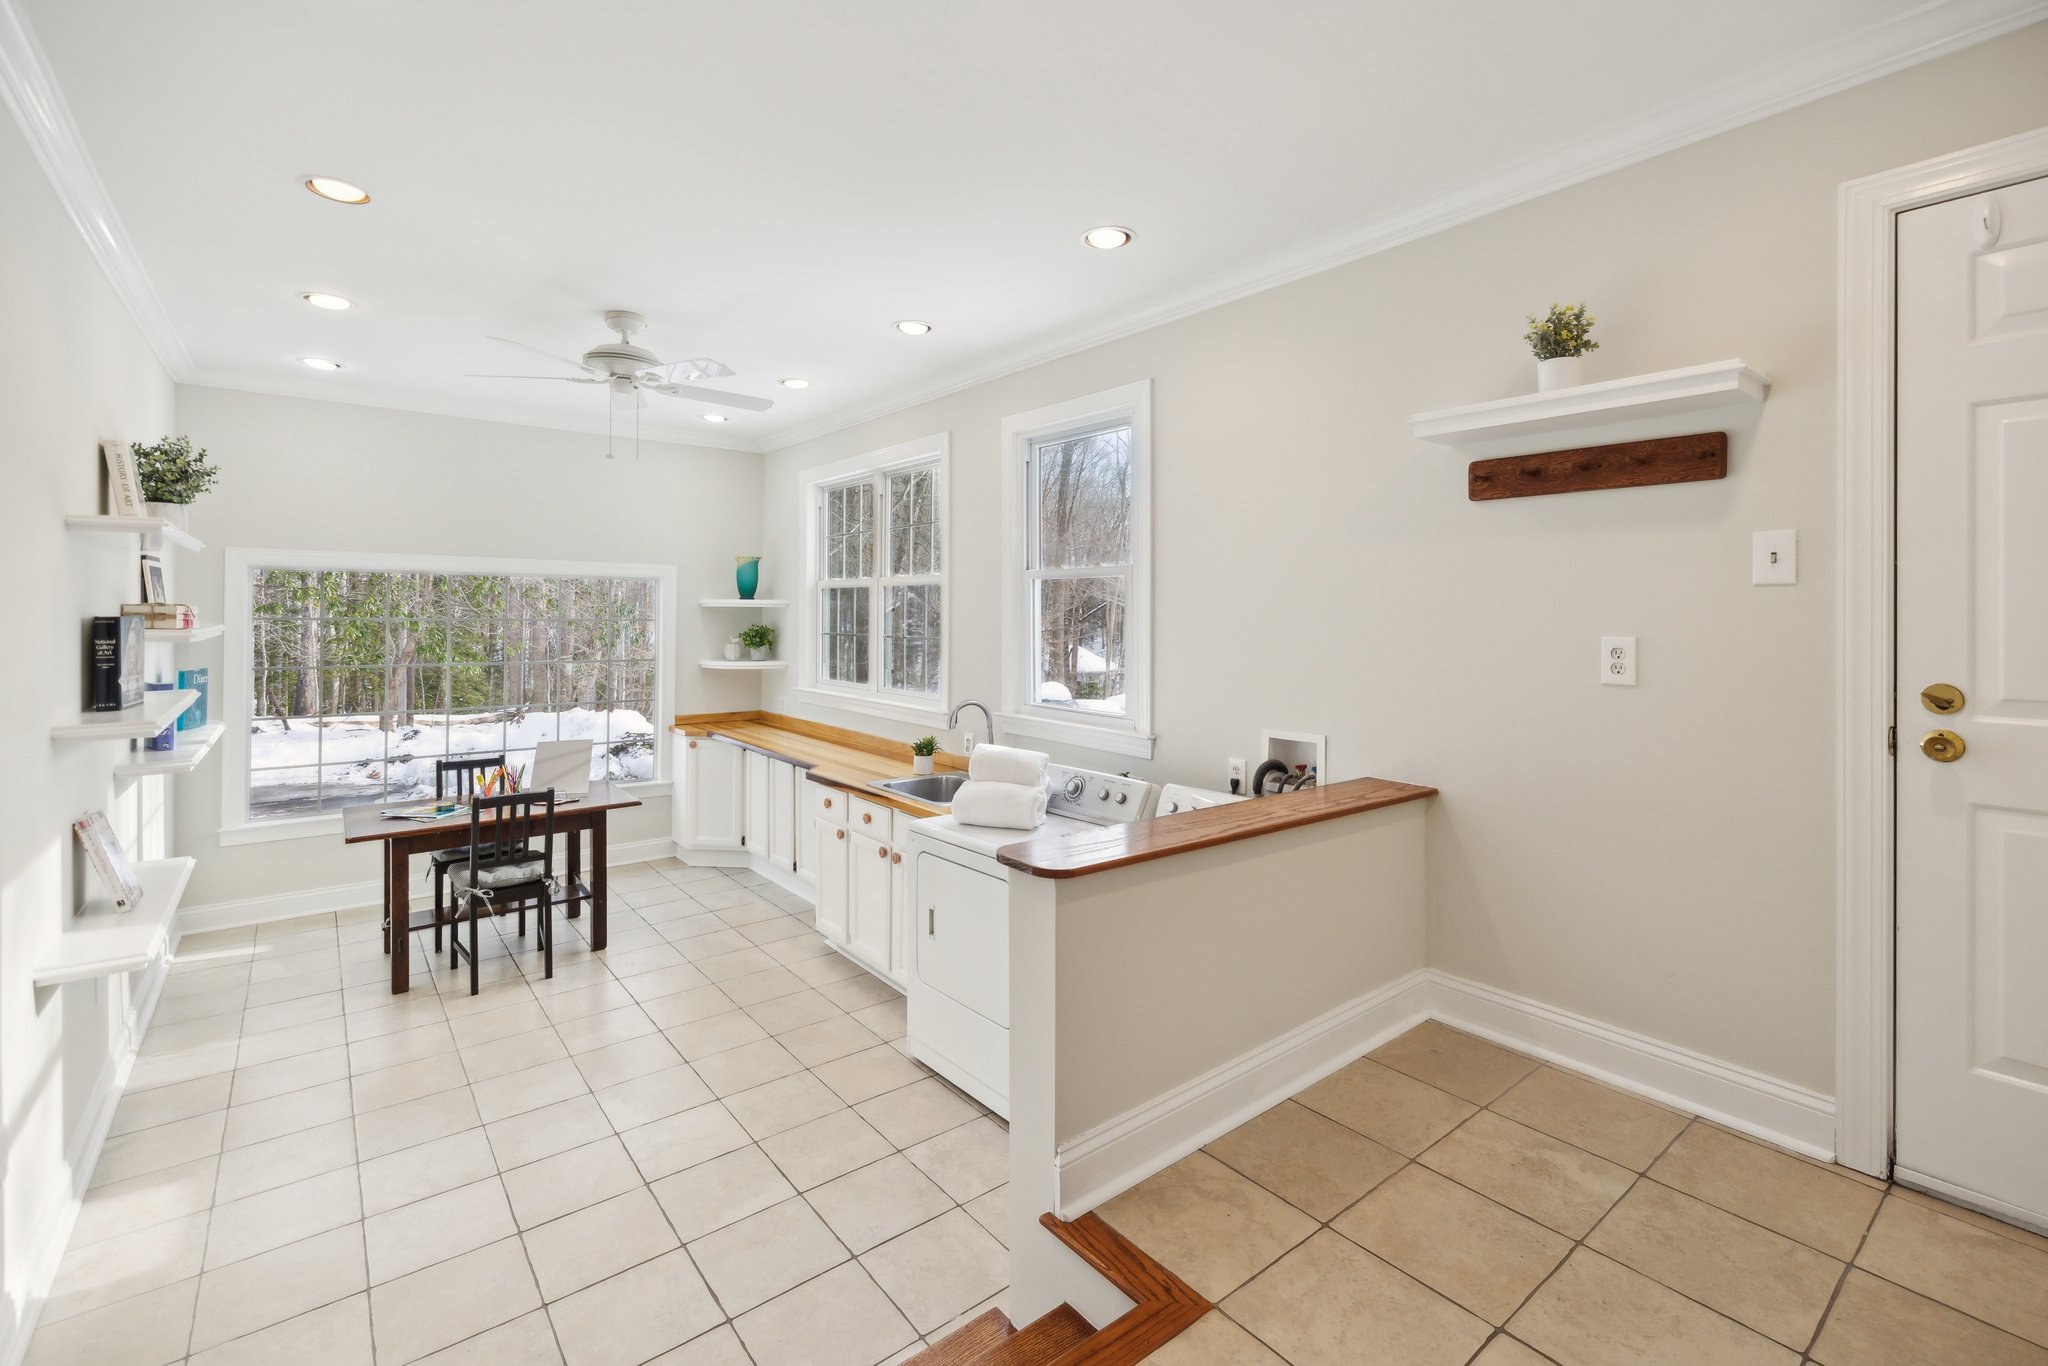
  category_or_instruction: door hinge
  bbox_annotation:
[1887,725,1896,757]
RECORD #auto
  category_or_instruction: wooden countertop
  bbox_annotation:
[672,712,965,816]
[996,776,1436,879]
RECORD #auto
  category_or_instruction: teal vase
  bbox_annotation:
[735,556,761,600]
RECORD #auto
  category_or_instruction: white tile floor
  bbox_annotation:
[30,859,1009,1366]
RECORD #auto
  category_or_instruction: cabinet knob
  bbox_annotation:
[862,812,872,824]
[835,829,845,841]
[891,852,902,865]
[688,740,697,749]
[823,797,833,809]
[878,845,890,859]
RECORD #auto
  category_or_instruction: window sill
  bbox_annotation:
[998,710,1155,760]
[792,686,951,726]
[221,779,673,845]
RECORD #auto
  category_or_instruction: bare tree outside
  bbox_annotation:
[1029,426,1132,713]
[816,460,943,699]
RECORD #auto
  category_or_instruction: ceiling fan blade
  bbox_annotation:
[486,336,604,377]
[648,357,735,382]
[645,381,774,413]
[465,373,604,382]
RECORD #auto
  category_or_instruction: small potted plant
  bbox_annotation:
[1525,303,1599,392]
[131,435,219,530]
[740,624,775,662]
[911,735,939,775]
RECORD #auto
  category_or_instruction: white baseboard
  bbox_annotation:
[1053,969,1433,1218]
[1425,971,1837,1161]
[4,952,171,1366]
[1892,1167,2048,1237]
[175,837,679,937]
[1047,968,1839,1218]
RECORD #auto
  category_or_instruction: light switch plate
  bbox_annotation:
[1753,530,1797,585]
[1601,636,1637,686]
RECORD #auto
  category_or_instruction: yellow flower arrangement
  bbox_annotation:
[1525,303,1599,360]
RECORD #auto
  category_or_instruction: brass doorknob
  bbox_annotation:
[835,829,845,841]
[891,852,902,865]
[1920,683,1965,715]
[1920,729,1966,763]
[877,845,889,859]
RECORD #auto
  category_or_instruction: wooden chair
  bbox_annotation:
[428,754,529,952]
[447,790,556,996]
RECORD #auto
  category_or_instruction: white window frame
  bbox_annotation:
[1000,381,1153,759]
[795,433,952,721]
[218,547,676,846]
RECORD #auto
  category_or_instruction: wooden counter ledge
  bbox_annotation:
[997,776,1436,879]
[672,711,965,817]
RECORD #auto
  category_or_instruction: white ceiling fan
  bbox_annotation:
[469,310,772,455]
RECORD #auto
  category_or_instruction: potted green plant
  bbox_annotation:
[911,735,939,775]
[740,623,775,662]
[130,435,219,530]
[1524,303,1599,392]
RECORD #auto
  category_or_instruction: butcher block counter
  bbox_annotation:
[671,711,964,816]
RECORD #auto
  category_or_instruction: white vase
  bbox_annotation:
[723,641,741,661]
[748,646,771,662]
[144,500,189,530]
[912,755,935,775]
[1536,356,1585,392]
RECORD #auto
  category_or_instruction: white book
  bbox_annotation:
[74,811,144,913]
[101,442,144,518]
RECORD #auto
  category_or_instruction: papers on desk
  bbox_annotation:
[383,802,468,822]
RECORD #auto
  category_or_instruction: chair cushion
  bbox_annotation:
[431,843,531,868]
[450,858,548,892]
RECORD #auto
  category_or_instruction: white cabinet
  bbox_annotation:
[797,776,833,885]
[677,734,744,850]
[744,750,771,855]
[769,762,797,869]
[814,817,849,943]
[891,811,916,976]
[848,828,894,972]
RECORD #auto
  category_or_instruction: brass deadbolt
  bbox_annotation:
[1920,729,1967,763]
[1920,683,1965,715]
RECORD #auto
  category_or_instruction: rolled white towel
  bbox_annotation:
[967,744,1048,786]
[948,779,1049,831]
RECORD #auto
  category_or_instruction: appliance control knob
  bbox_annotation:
[1166,801,1181,813]
[1097,788,1109,801]
[1062,776,1085,800]
[1115,792,1128,804]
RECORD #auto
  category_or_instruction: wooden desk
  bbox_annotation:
[342,781,643,994]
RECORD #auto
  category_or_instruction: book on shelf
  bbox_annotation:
[85,616,144,711]
[100,442,144,518]
[177,667,209,729]
[73,811,143,913]
[144,682,177,751]
[122,602,195,629]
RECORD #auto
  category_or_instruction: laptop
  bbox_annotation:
[528,740,595,804]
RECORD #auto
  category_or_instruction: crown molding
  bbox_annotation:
[175,374,767,455]
[0,0,192,378]
[762,0,2048,453]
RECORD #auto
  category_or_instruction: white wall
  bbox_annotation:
[0,113,176,1349]
[762,26,2048,1096]
[169,386,764,912]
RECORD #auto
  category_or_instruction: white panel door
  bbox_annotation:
[848,829,894,972]
[769,760,798,870]
[684,737,745,850]
[1895,175,2048,1228]
[814,818,849,944]
[743,750,771,856]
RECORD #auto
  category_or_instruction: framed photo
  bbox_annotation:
[140,552,168,604]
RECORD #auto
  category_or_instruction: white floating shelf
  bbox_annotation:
[53,688,199,741]
[699,659,790,670]
[114,723,224,777]
[37,856,195,989]
[64,513,203,552]
[698,598,789,609]
[1409,360,1770,449]
[145,623,223,643]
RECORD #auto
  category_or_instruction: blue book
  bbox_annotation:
[145,682,176,751]
[177,667,209,730]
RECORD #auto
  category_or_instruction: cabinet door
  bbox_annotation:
[684,737,745,850]
[814,817,850,944]
[743,750,771,855]
[848,829,894,971]
[796,779,822,884]
[768,761,798,869]
[890,813,916,979]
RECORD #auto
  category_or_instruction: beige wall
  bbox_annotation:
[170,386,763,910]
[763,26,2048,1095]
[0,114,177,1342]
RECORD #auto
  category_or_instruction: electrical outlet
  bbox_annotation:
[1602,636,1637,686]
[1227,757,1246,794]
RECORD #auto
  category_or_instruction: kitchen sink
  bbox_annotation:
[871,773,970,805]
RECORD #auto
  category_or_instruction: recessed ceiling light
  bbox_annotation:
[779,377,810,389]
[303,175,370,205]
[299,357,344,371]
[300,292,352,310]
[702,413,729,422]
[1082,225,1135,250]
[894,320,933,335]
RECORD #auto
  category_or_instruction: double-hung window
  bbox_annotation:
[1001,382,1152,757]
[805,435,949,713]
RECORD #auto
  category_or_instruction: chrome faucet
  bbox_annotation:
[948,699,994,753]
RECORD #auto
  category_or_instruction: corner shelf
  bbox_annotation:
[37,856,195,988]
[699,659,790,671]
[64,514,203,553]
[699,598,789,609]
[1408,360,1770,449]
[114,723,224,778]
[53,688,199,741]
[145,623,223,644]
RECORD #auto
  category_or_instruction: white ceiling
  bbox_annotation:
[16,0,2044,452]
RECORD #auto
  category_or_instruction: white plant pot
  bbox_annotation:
[723,641,741,661]
[1536,356,1586,392]
[912,755,935,775]
[748,646,771,662]
[145,501,189,530]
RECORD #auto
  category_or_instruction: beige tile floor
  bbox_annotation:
[1115,1019,2048,1366]
[28,859,1010,1366]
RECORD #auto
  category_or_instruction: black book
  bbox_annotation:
[86,616,143,711]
